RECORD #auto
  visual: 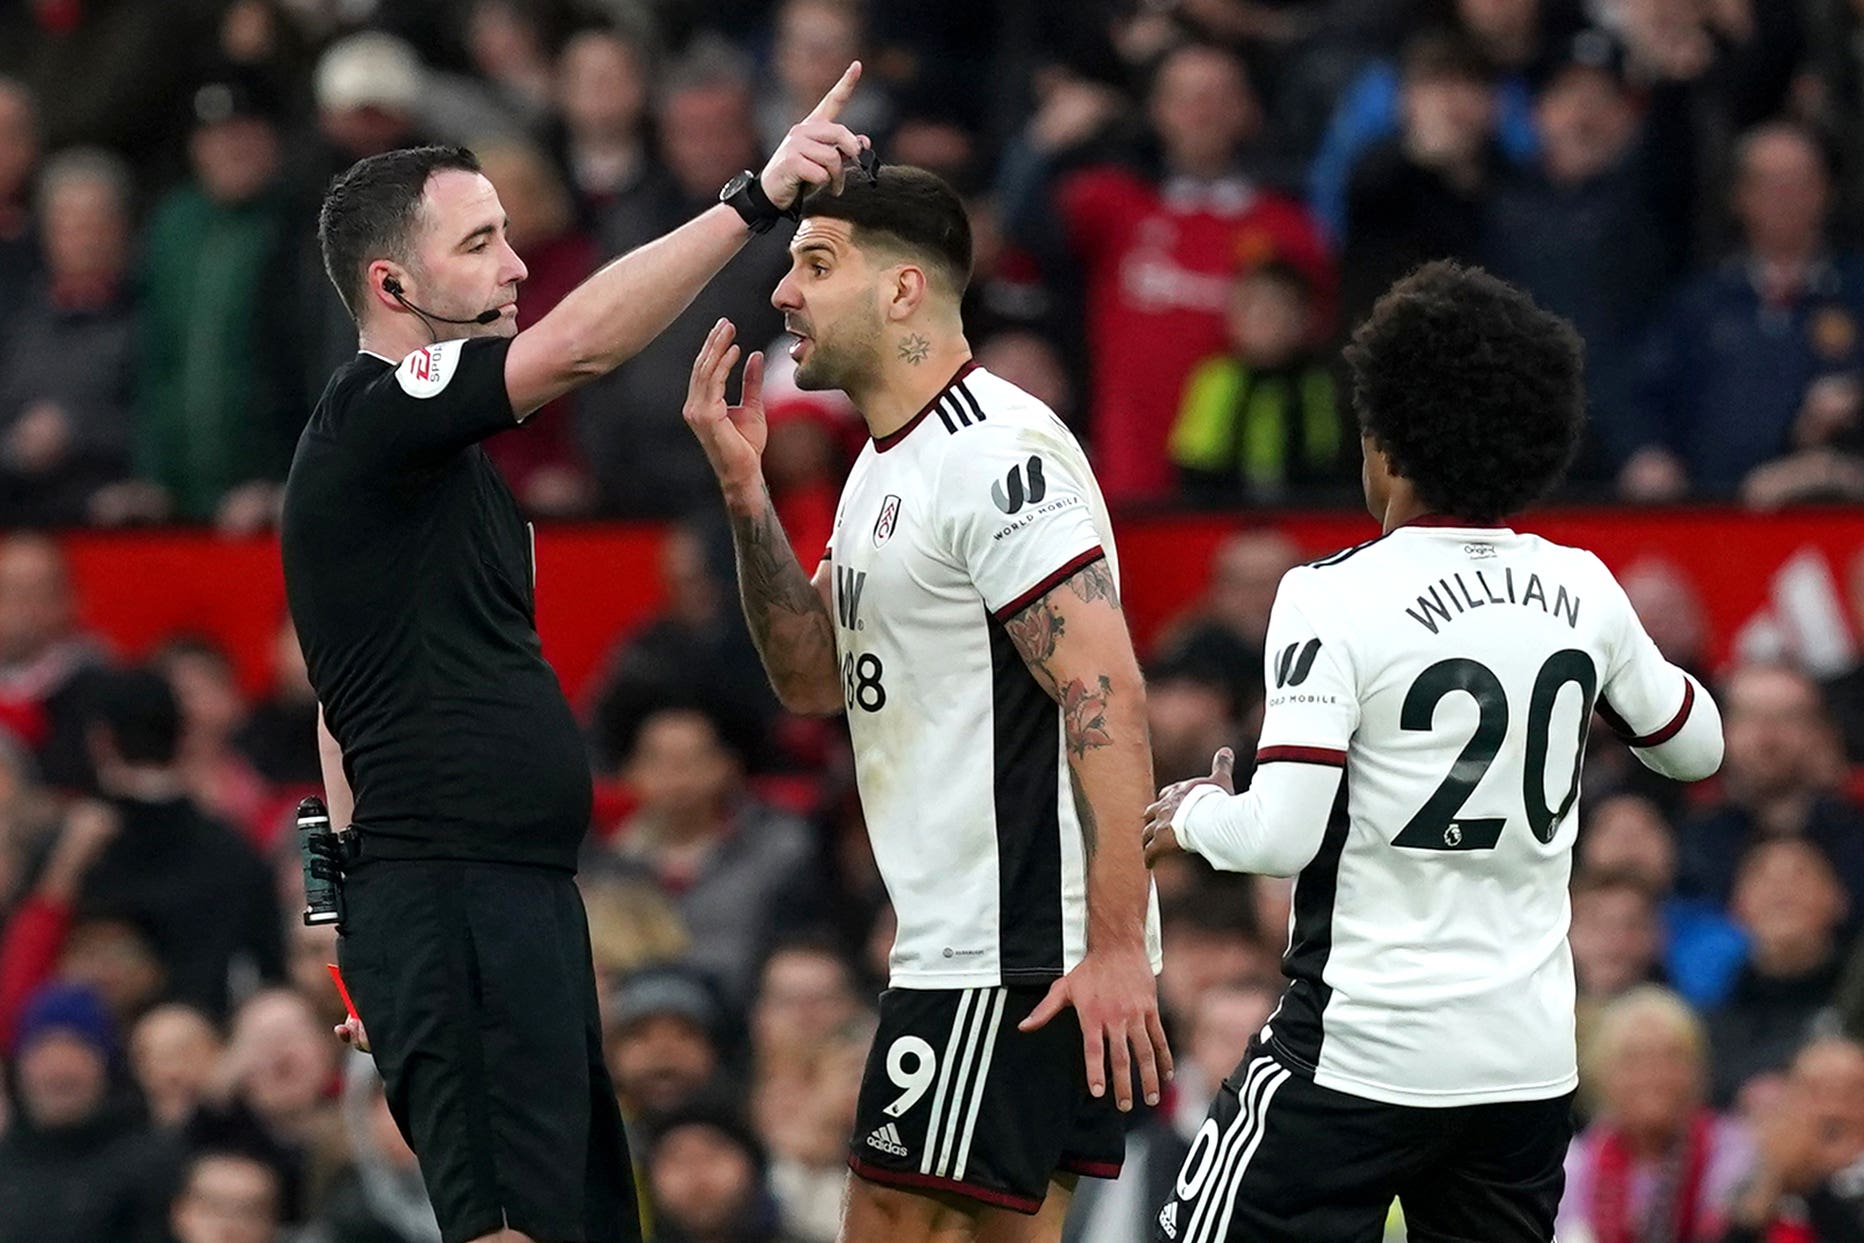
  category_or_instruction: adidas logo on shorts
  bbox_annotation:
[866,1122,909,1157]
[1157,1201,1180,1239]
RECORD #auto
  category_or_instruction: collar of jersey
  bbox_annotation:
[873,359,979,453]
[1399,514,1512,532]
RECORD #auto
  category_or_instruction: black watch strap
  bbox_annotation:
[723,171,795,235]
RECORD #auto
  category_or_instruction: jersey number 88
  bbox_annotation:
[842,652,887,713]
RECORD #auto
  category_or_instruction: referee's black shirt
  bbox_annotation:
[281,337,591,870]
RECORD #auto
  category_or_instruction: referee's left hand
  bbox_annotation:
[1020,942,1172,1113]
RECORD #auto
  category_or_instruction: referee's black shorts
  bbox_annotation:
[337,858,642,1243]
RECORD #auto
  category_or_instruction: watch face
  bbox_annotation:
[722,171,752,200]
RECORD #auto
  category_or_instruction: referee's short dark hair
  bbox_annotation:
[318,145,482,320]
[800,164,972,295]
[1346,260,1585,525]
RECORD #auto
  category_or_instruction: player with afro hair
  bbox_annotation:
[1346,260,1585,527]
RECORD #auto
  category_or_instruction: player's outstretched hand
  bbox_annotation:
[683,318,767,501]
[1143,748,1236,866]
[1020,942,1173,1113]
[759,60,870,209]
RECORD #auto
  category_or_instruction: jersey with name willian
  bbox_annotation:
[1173,521,1719,1107]
[828,362,1163,989]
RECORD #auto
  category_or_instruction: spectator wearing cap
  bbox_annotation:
[588,703,824,1004]
[0,982,175,1243]
[1338,30,1503,336]
[647,1101,805,1243]
[137,67,300,528]
[66,667,284,1022]
[1482,28,1697,483]
[1626,120,1864,500]
[0,147,137,526]
[605,966,726,1124]
[1002,43,1332,504]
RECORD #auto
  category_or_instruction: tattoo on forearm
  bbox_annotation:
[1004,599,1065,694]
[1068,764,1099,860]
[898,333,930,365]
[731,494,835,694]
[1068,559,1119,607]
[1061,675,1115,759]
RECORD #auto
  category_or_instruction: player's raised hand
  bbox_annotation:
[683,319,768,502]
[1021,942,1173,1113]
[759,60,869,209]
[1143,748,1235,866]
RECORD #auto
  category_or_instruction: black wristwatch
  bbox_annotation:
[720,170,793,234]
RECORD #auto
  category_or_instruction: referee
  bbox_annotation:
[280,66,869,1243]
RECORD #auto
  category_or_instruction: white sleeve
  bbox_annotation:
[936,424,1106,620]
[1173,568,1357,876]
[1594,561,1723,782]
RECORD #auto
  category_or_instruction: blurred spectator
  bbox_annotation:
[1824,544,1864,763]
[312,34,427,162]
[586,522,779,773]
[1146,657,1244,789]
[1307,0,1569,242]
[1339,30,1501,333]
[646,1101,803,1243]
[606,966,726,1123]
[1170,260,1345,503]
[154,637,271,841]
[1707,837,1850,1104]
[167,1145,288,1243]
[1579,793,1746,1009]
[1152,529,1302,717]
[1483,29,1696,479]
[0,0,194,172]
[69,667,285,1021]
[1063,979,1275,1243]
[1719,1037,1864,1243]
[0,982,173,1243]
[203,989,344,1211]
[459,0,559,133]
[0,147,136,527]
[473,141,599,516]
[315,1057,440,1243]
[573,36,791,515]
[0,799,125,1049]
[588,705,821,1002]
[1156,884,1276,1033]
[750,938,866,1083]
[136,69,299,528]
[1621,555,1712,677]
[1005,43,1333,504]
[1628,121,1864,500]
[582,874,694,1013]
[1570,867,1666,1005]
[0,533,111,791]
[1562,985,1752,1243]
[1677,663,1864,909]
[0,78,39,336]
[129,1002,224,1131]
[234,615,321,789]
[754,1025,866,1243]
[549,24,667,240]
[975,330,1073,422]
[757,0,894,156]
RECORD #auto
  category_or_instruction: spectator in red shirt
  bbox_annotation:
[1003,43,1334,503]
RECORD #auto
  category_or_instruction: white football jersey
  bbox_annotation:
[1173,522,1722,1107]
[828,362,1164,989]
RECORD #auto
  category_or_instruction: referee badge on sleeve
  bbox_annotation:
[396,339,465,398]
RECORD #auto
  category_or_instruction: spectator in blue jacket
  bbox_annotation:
[1625,121,1864,499]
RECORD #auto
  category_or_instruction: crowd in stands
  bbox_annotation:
[5,0,1864,527]
[7,1,1864,1242]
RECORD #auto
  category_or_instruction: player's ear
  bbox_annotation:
[886,264,928,322]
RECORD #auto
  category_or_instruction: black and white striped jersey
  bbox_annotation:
[826,362,1163,989]
[1170,522,1724,1106]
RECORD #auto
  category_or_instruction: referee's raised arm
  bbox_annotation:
[502,61,868,416]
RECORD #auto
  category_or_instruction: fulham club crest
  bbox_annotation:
[872,495,902,546]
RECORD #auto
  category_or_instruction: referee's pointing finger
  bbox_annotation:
[806,61,861,123]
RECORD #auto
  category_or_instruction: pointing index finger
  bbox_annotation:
[806,60,862,123]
